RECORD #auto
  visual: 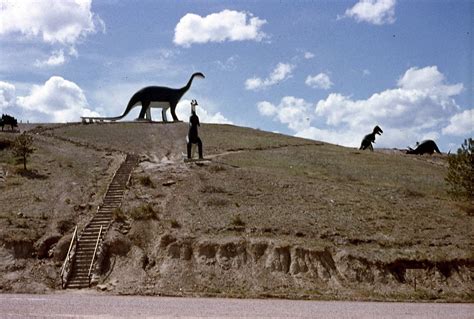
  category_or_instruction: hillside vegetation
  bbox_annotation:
[0,122,472,301]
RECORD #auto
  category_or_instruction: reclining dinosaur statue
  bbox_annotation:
[406,140,441,155]
[84,72,205,122]
[359,125,383,151]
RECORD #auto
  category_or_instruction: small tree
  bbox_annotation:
[13,132,35,171]
[445,138,474,200]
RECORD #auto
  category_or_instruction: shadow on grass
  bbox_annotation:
[17,169,48,180]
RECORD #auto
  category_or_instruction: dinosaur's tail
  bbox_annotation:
[83,95,138,121]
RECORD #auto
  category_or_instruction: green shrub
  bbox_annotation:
[231,215,245,227]
[170,219,181,228]
[138,175,154,188]
[446,138,473,200]
[130,203,158,220]
[0,138,12,150]
[112,208,127,223]
[12,133,35,171]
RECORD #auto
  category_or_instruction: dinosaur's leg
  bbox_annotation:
[138,101,150,119]
[162,108,168,122]
[145,107,152,121]
[170,103,179,122]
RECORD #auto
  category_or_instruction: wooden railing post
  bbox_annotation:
[88,226,103,287]
[60,225,78,288]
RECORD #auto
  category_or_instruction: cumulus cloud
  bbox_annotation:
[258,66,466,148]
[315,66,462,130]
[0,0,104,64]
[175,99,233,124]
[342,0,396,25]
[0,0,104,44]
[174,10,267,47]
[257,96,312,132]
[245,63,295,91]
[442,109,474,136]
[305,73,334,90]
[0,81,16,111]
[34,49,66,67]
[304,52,315,59]
[14,76,99,122]
[174,99,233,124]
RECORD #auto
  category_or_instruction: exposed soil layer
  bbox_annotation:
[0,122,472,301]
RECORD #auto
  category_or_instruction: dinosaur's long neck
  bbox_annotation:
[180,74,197,95]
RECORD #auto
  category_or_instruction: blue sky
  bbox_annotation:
[0,0,472,151]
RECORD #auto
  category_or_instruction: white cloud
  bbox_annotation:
[442,109,474,136]
[0,0,104,45]
[34,49,66,67]
[0,0,104,64]
[174,10,267,47]
[175,99,233,124]
[342,0,396,25]
[245,63,295,91]
[257,96,312,132]
[258,66,466,149]
[0,81,16,111]
[315,66,462,129]
[15,76,99,122]
[304,52,315,59]
[257,101,277,117]
[305,73,334,90]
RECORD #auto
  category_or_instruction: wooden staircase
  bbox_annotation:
[65,154,139,289]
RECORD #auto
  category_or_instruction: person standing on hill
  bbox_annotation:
[187,99,203,159]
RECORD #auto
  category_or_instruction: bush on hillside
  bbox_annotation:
[13,133,35,171]
[446,138,474,200]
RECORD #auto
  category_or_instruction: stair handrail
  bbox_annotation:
[60,225,78,288]
[88,225,103,287]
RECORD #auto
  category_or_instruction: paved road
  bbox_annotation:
[0,293,472,318]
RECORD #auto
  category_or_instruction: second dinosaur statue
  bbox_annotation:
[359,125,383,151]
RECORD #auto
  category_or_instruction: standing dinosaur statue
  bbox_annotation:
[83,72,205,123]
[406,140,441,155]
[359,125,383,151]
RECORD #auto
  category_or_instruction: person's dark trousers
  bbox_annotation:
[187,138,203,159]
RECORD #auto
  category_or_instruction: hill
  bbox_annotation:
[0,122,472,301]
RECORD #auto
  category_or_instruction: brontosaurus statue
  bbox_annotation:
[406,140,441,155]
[92,72,205,122]
[359,125,383,151]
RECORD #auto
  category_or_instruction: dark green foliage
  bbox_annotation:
[446,138,474,200]
[130,203,158,220]
[112,208,127,223]
[0,138,12,150]
[138,175,154,188]
[170,219,181,228]
[231,215,245,227]
[12,133,35,170]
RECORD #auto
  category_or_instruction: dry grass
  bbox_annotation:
[0,122,471,299]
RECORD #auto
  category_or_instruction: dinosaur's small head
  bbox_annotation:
[192,72,205,79]
[373,125,383,135]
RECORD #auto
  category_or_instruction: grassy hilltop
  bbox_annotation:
[0,122,472,301]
